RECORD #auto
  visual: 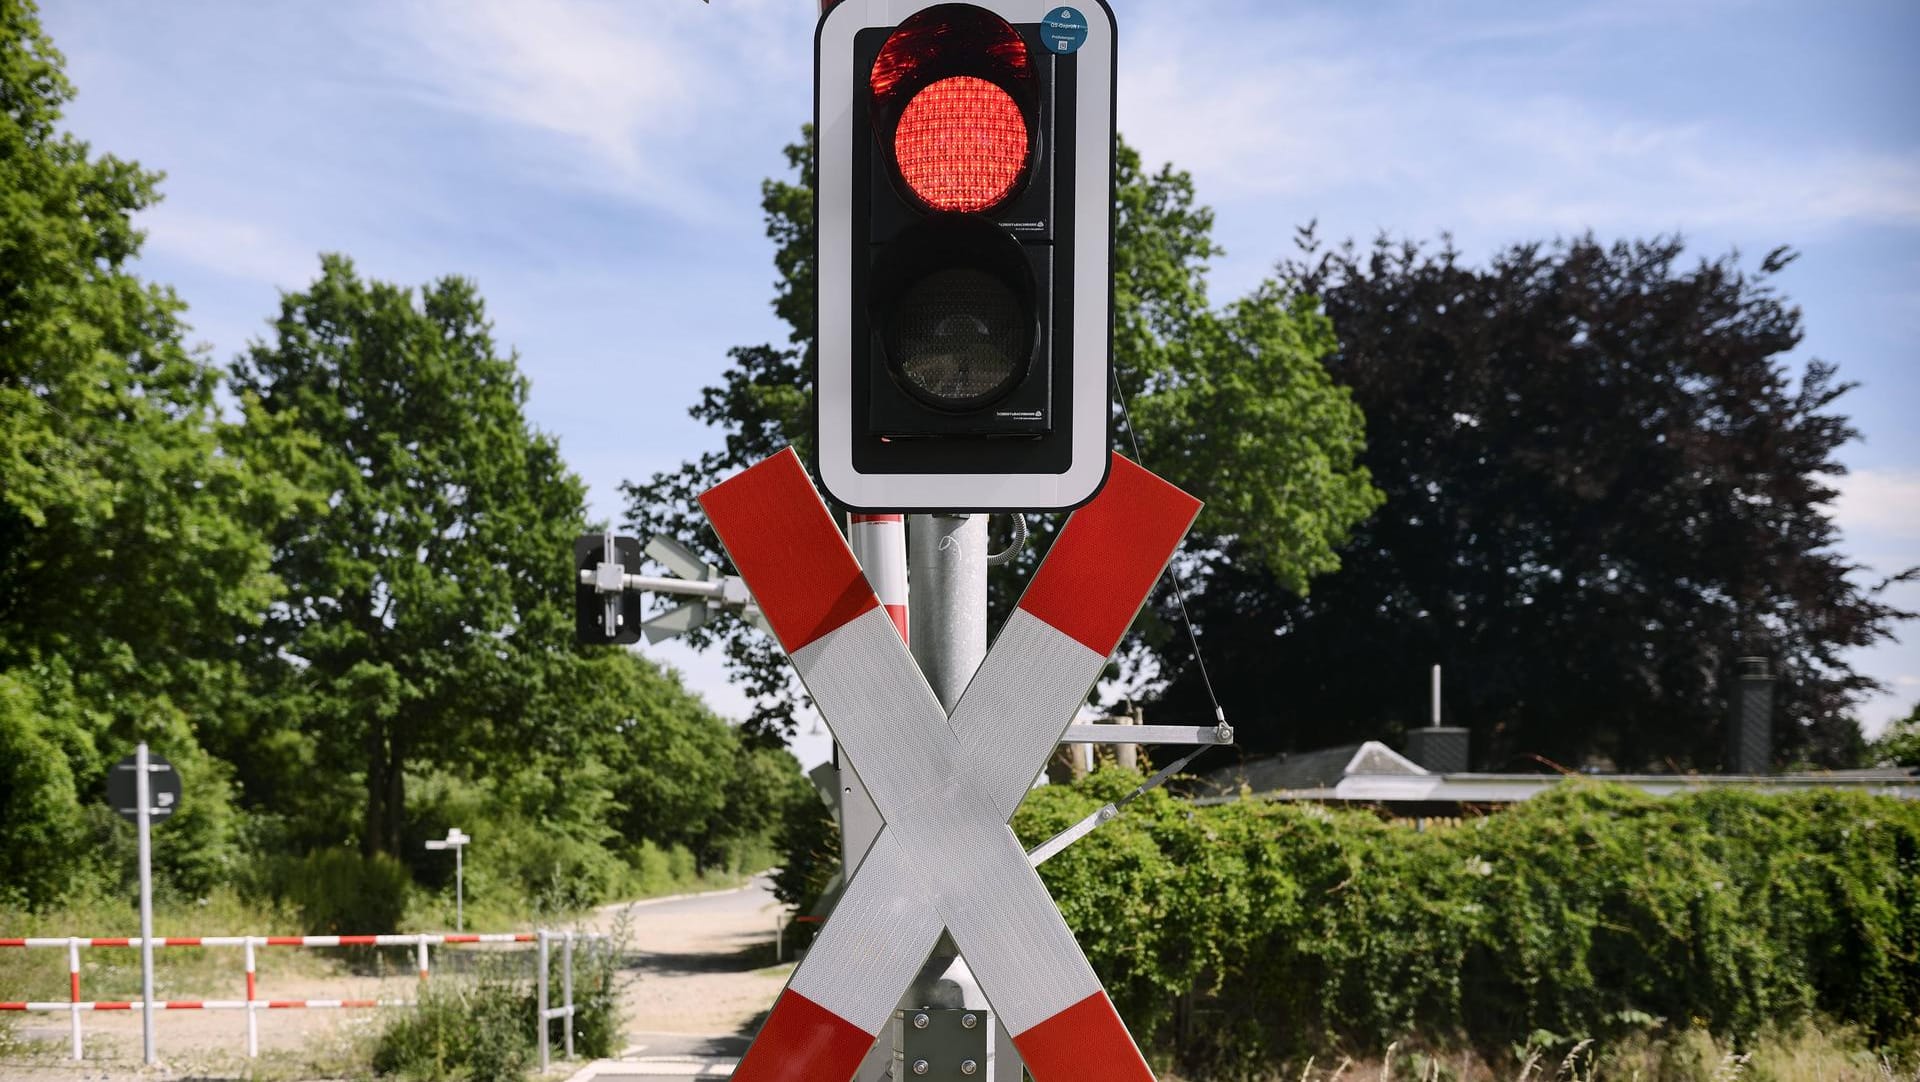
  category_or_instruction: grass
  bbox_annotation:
[1190,1026,1920,1082]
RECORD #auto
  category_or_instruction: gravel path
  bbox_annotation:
[591,874,791,1044]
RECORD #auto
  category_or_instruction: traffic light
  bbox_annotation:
[816,2,1117,512]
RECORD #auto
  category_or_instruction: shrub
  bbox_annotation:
[372,975,533,1081]
[271,847,412,934]
[0,683,90,909]
[1010,772,1920,1078]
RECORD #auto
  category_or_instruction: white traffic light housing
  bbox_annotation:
[817,2,1117,511]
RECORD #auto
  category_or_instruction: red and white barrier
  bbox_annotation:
[0,930,599,1063]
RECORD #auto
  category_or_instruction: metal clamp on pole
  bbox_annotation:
[573,533,768,645]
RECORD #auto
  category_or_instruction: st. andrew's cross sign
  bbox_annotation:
[700,449,1198,1082]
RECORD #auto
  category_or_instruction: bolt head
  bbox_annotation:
[912,1059,930,1075]
[961,1012,978,1029]
[962,1059,979,1075]
[912,1012,930,1029]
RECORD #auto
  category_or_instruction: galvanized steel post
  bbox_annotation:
[563,931,575,1060]
[136,742,157,1066]
[536,930,550,1070]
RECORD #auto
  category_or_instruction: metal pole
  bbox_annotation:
[136,741,157,1066]
[454,844,464,933]
[67,937,81,1060]
[907,514,987,706]
[536,930,550,1071]
[563,932,575,1060]
[1432,664,1442,727]
[245,937,258,1058]
[890,515,1024,1080]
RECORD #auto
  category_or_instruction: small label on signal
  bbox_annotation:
[1041,7,1088,54]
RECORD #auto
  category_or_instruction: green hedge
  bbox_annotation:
[1011,773,1920,1079]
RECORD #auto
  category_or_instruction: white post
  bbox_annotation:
[562,932,575,1061]
[417,934,429,983]
[136,741,157,1067]
[454,844,464,933]
[536,930,550,1071]
[1432,664,1442,726]
[245,937,258,1058]
[67,937,81,1060]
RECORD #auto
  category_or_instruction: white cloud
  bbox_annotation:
[397,1,694,174]
[1830,469,1920,543]
[140,204,317,287]
[1117,8,1920,240]
[376,0,811,217]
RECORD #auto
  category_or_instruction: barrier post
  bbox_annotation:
[536,930,550,1071]
[417,934,429,983]
[775,912,783,962]
[562,932,575,1060]
[244,937,258,1058]
[135,742,157,1066]
[67,936,81,1060]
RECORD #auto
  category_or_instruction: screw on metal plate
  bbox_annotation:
[961,1060,978,1076]
[913,1060,930,1075]
[913,1012,930,1029]
[1097,805,1116,823]
[961,1013,977,1029]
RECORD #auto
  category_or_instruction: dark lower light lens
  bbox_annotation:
[889,267,1025,406]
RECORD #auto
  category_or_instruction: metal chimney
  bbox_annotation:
[1725,655,1775,775]
[1405,663,1470,773]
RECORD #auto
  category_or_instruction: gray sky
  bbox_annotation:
[42,1,1919,762]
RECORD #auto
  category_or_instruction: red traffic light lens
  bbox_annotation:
[870,4,1035,215]
[895,76,1028,213]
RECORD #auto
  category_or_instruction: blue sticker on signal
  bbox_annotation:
[1041,6,1088,54]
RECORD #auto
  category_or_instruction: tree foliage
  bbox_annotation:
[0,2,828,914]
[1870,702,1920,769]
[0,0,271,895]
[622,129,1379,739]
[228,256,601,856]
[1159,234,1913,769]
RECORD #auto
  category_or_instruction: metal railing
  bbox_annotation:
[1,929,606,1065]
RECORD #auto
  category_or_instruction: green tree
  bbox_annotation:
[622,130,1379,739]
[230,257,590,857]
[0,0,277,896]
[1869,702,1920,769]
[1158,235,1915,769]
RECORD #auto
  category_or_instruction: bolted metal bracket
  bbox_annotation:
[892,1008,989,1080]
[572,533,764,645]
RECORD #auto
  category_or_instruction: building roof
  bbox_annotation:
[1194,747,1920,807]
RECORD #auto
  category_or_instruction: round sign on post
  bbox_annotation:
[108,753,181,821]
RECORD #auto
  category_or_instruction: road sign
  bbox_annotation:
[701,448,1197,1082]
[108,752,180,822]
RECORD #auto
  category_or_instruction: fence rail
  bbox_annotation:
[0,929,604,1065]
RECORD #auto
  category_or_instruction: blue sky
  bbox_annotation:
[41,0,1919,759]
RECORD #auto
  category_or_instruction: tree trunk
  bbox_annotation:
[364,719,387,857]
[385,733,406,856]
